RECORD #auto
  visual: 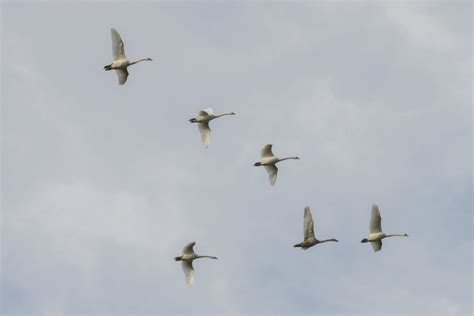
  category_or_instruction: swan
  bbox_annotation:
[189,108,235,148]
[174,241,217,287]
[361,204,409,252]
[103,28,152,85]
[253,144,299,186]
[294,206,338,249]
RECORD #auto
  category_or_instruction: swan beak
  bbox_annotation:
[296,157,300,159]
[231,112,236,115]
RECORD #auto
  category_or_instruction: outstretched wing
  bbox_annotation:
[199,108,214,116]
[371,240,382,252]
[111,28,126,60]
[115,68,128,85]
[261,144,275,158]
[370,204,382,233]
[181,261,194,287]
[115,68,129,85]
[264,165,278,186]
[198,122,211,148]
[304,207,316,240]
[182,241,196,255]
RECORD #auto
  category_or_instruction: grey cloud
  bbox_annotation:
[2,2,472,315]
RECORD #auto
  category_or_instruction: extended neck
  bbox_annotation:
[196,255,218,260]
[319,238,339,243]
[384,233,408,238]
[129,57,152,65]
[214,112,235,119]
[278,156,299,162]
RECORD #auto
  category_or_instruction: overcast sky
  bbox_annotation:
[1,1,472,315]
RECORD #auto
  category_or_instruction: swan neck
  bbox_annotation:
[384,233,408,238]
[319,239,338,243]
[215,112,234,118]
[196,255,217,259]
[279,156,299,162]
[129,58,150,65]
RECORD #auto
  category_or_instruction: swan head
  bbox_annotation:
[295,156,300,159]
[230,112,236,115]
[403,233,409,237]
[146,57,153,61]
[360,238,368,243]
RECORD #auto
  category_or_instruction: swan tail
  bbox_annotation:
[294,243,302,248]
[104,64,112,71]
[174,256,182,261]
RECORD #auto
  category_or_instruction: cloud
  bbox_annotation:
[2,2,472,315]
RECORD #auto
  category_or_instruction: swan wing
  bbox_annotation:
[261,144,275,158]
[198,122,211,148]
[199,108,214,116]
[303,206,316,240]
[264,165,278,186]
[370,204,382,233]
[371,240,382,252]
[182,241,196,255]
[115,68,128,85]
[181,261,194,287]
[111,28,126,61]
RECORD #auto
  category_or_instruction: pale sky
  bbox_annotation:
[1,1,472,315]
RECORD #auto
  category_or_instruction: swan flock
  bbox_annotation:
[103,28,410,287]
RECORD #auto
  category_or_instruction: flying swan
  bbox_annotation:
[174,241,217,287]
[361,204,408,252]
[294,206,338,249]
[189,108,235,148]
[253,144,299,186]
[103,28,152,85]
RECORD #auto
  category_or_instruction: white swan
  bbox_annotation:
[174,241,217,287]
[189,108,235,148]
[294,206,338,249]
[253,144,299,186]
[103,28,152,85]
[361,204,408,252]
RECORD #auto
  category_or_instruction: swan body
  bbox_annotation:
[253,144,299,186]
[174,241,217,287]
[104,28,152,85]
[294,206,338,249]
[361,204,408,252]
[189,108,235,148]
